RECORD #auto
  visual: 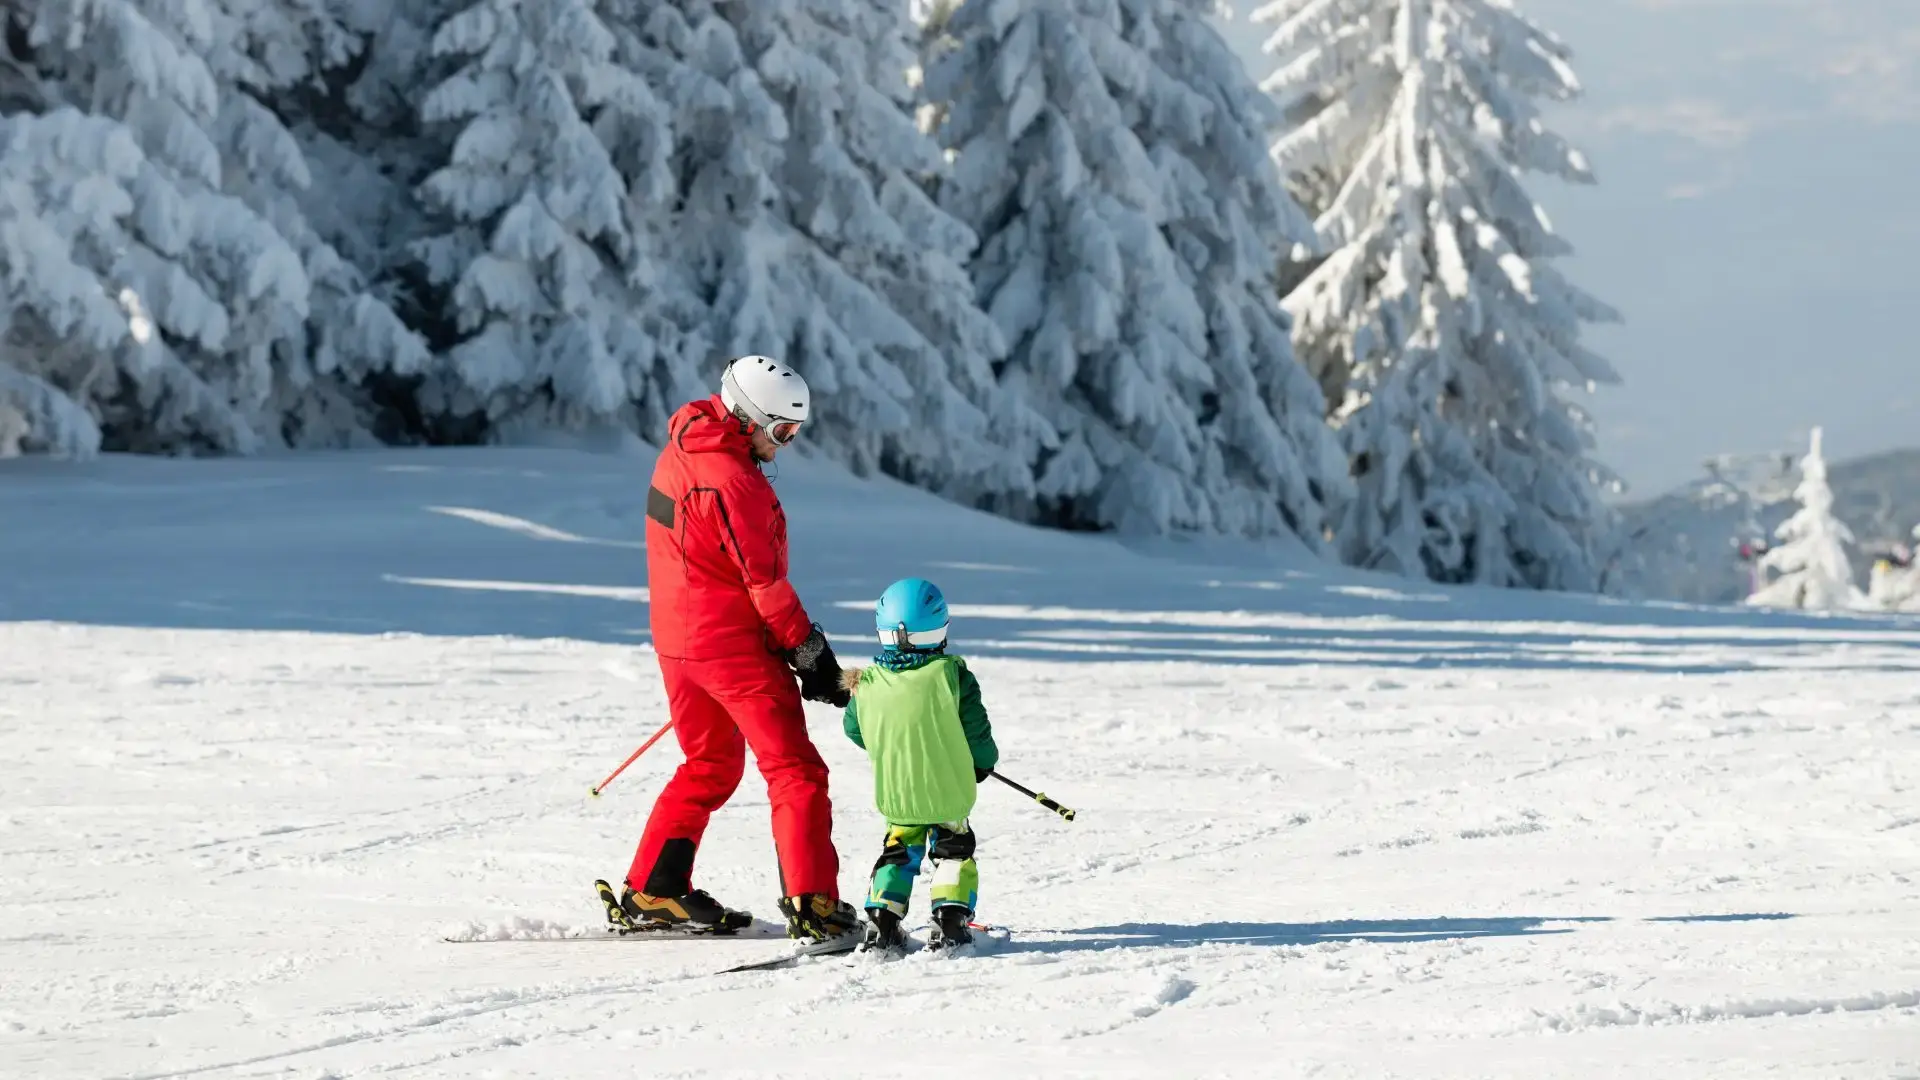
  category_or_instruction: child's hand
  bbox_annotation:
[975,767,992,783]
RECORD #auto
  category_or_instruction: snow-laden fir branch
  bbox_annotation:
[1258,0,1623,588]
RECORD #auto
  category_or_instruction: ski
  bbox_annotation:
[859,939,912,959]
[712,932,862,974]
[715,921,1011,972]
[442,880,1010,959]
[442,923,1009,950]
[441,925,781,943]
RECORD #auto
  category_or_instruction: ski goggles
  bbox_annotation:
[880,623,948,649]
[768,419,804,445]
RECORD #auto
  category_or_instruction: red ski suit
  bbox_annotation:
[626,395,840,901]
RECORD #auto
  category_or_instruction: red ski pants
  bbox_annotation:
[626,652,840,900]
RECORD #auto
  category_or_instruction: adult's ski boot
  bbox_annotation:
[596,879,751,934]
[779,893,862,943]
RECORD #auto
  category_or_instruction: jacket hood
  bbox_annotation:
[670,395,752,457]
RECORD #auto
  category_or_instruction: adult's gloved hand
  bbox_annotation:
[786,623,850,707]
[975,767,992,784]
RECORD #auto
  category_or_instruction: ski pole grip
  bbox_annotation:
[990,770,1077,822]
[1034,793,1075,821]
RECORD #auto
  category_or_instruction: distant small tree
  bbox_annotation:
[1746,427,1866,611]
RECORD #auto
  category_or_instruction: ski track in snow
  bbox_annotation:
[2,448,1918,1078]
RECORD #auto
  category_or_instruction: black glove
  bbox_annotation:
[975,767,992,784]
[787,623,850,708]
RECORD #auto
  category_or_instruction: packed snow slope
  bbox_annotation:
[3,444,1918,1079]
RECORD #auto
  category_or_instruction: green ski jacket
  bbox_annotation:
[842,652,997,826]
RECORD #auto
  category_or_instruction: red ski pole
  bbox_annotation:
[590,719,673,797]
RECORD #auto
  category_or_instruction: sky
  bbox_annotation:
[1213,0,1920,499]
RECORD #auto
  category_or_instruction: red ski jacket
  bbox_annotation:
[645,396,813,661]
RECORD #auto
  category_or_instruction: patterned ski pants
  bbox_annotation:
[865,820,977,917]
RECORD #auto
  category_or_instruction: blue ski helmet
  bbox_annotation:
[875,577,948,651]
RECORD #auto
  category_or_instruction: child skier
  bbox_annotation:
[838,577,997,953]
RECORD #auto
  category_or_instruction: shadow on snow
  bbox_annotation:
[1007,912,1799,953]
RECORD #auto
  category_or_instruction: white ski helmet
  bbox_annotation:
[719,354,811,444]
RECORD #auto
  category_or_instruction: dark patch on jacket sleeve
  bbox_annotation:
[646,485,676,528]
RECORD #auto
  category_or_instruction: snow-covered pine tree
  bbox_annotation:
[1122,0,1351,542]
[922,0,1343,541]
[1746,427,1867,611]
[409,0,694,438]
[200,0,433,447]
[1259,0,1624,587]
[632,1,1030,494]
[0,108,150,457]
[10,0,317,453]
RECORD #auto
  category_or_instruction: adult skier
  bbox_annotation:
[606,355,861,944]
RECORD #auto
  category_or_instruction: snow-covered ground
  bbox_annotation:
[4,445,1918,1079]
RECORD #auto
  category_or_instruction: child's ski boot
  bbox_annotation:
[859,908,909,955]
[927,905,974,951]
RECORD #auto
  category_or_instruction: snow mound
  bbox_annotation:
[439,916,606,942]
